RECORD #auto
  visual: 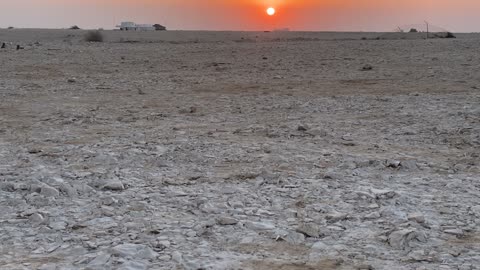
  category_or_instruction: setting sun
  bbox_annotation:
[266,7,276,16]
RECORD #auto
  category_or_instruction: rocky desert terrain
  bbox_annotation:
[0,29,479,270]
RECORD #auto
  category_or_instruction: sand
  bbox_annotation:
[0,29,479,270]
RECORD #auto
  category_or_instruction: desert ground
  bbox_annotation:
[0,29,479,270]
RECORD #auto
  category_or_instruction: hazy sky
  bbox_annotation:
[1,0,479,32]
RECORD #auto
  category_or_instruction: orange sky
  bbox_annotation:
[1,0,479,31]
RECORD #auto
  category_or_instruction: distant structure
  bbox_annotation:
[117,22,155,31]
[153,24,167,31]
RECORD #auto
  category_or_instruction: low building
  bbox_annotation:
[117,22,155,31]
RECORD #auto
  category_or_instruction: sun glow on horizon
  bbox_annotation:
[266,7,276,16]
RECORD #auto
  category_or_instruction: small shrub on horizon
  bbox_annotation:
[84,30,104,42]
[445,32,456,38]
[70,25,81,30]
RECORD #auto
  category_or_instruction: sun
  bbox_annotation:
[266,7,276,16]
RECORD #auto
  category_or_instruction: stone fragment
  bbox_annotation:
[111,244,157,260]
[408,249,427,261]
[370,188,397,199]
[102,180,124,191]
[245,221,275,231]
[386,160,401,168]
[408,213,426,224]
[118,261,147,270]
[297,223,322,238]
[0,182,15,192]
[87,253,111,268]
[40,185,60,197]
[217,216,239,226]
[326,212,348,223]
[444,229,463,236]
[364,212,381,219]
[388,229,422,250]
[29,213,45,224]
[311,241,328,251]
[361,64,373,71]
[297,125,308,131]
[283,232,306,245]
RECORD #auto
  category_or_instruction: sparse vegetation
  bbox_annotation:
[70,25,81,30]
[84,30,104,42]
[445,32,456,38]
[409,28,418,33]
[7,26,14,29]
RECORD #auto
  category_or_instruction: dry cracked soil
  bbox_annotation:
[0,29,479,270]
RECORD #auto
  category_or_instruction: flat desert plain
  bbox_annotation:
[0,29,479,270]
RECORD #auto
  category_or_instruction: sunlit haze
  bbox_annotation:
[1,0,479,32]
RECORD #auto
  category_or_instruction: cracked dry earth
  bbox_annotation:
[0,30,479,270]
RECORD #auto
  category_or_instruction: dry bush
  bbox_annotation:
[70,25,81,30]
[84,30,104,42]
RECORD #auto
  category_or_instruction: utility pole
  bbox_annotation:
[424,21,429,39]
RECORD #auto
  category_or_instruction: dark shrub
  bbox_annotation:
[445,32,456,38]
[85,30,104,42]
[70,25,81,30]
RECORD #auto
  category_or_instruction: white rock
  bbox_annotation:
[364,212,381,219]
[29,213,44,224]
[408,213,426,224]
[102,180,124,191]
[388,229,421,250]
[38,264,57,270]
[408,249,426,261]
[459,263,473,270]
[326,212,348,222]
[118,261,147,270]
[49,221,67,230]
[87,253,111,267]
[111,244,157,259]
[40,185,60,197]
[217,216,239,225]
[470,205,480,217]
[245,221,275,231]
[296,223,322,238]
[370,188,397,199]
[311,241,328,251]
[444,229,463,236]
[171,251,183,263]
[283,232,305,245]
